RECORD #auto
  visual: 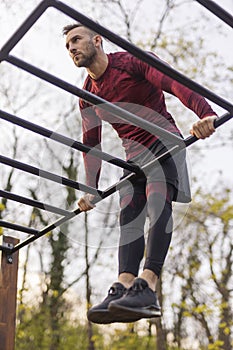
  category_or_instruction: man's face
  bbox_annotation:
[65,27,97,68]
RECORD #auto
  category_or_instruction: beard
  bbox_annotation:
[73,41,97,68]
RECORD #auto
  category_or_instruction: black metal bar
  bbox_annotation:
[195,0,233,28]
[0,110,141,175]
[0,190,71,216]
[0,220,39,236]
[0,155,103,196]
[97,145,181,200]
[185,112,232,146]
[10,145,179,253]
[5,56,185,147]
[10,213,75,252]
[0,245,11,253]
[1,0,232,113]
[0,1,51,61]
[52,0,233,113]
[9,111,232,254]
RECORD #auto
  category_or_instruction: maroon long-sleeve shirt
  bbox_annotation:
[79,52,216,188]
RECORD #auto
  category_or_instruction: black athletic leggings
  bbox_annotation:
[118,179,175,278]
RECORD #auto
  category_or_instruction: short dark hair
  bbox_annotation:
[63,23,97,37]
[62,23,103,47]
[63,23,83,35]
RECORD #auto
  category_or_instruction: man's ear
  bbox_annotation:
[93,35,102,48]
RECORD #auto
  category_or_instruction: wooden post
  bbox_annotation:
[0,236,19,350]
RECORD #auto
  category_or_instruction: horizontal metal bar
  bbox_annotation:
[195,0,233,28]
[1,0,232,114]
[97,145,181,201]
[0,244,13,253]
[0,1,51,61]
[0,220,39,236]
[0,155,103,196]
[9,111,232,254]
[185,112,232,146]
[52,0,233,113]
[0,189,71,216]
[10,144,181,253]
[0,244,15,256]
[5,55,184,147]
[0,109,141,175]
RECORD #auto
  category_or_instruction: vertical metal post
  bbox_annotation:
[0,236,19,350]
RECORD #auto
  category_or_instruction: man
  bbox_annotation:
[63,24,217,324]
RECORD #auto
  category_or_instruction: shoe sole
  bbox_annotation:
[87,309,141,324]
[109,303,161,320]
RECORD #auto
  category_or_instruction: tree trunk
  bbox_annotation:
[49,226,68,350]
[84,213,95,350]
[155,277,167,350]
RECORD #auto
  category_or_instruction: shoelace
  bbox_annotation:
[126,282,145,296]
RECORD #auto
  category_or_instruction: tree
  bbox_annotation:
[167,185,233,349]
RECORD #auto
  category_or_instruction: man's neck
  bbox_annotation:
[87,52,108,80]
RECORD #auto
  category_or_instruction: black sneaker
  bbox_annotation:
[108,278,161,320]
[87,282,134,324]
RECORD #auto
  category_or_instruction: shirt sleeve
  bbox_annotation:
[131,53,217,119]
[80,102,102,188]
